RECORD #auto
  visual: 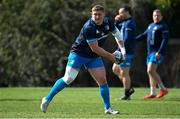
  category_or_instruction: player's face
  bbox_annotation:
[153,11,162,23]
[91,10,105,25]
[118,8,126,19]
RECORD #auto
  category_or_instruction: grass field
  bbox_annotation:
[0,87,180,118]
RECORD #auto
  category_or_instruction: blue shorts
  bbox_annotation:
[67,52,104,69]
[146,52,164,65]
[119,55,134,68]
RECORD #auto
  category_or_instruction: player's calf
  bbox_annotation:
[122,87,135,100]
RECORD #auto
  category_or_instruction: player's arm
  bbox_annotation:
[155,26,169,59]
[107,17,126,59]
[157,25,169,54]
[136,29,148,42]
[111,27,126,59]
[87,40,115,63]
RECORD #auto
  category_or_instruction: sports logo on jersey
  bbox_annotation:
[96,29,105,37]
[96,30,100,34]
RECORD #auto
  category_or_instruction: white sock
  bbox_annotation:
[150,86,156,95]
[158,82,166,89]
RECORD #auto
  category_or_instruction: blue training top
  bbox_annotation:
[115,17,136,55]
[136,21,169,55]
[71,16,116,58]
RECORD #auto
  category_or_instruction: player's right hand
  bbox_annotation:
[115,14,123,21]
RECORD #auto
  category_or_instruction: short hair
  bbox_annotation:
[91,4,105,12]
[153,9,162,15]
[122,5,132,15]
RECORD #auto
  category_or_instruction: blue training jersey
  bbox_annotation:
[71,16,116,58]
[136,21,169,55]
[115,17,136,55]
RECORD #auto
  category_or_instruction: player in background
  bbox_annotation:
[40,4,126,114]
[112,6,136,100]
[136,9,169,99]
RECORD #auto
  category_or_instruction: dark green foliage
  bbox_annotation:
[0,0,179,87]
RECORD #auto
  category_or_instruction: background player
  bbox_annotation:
[136,9,169,99]
[112,6,136,100]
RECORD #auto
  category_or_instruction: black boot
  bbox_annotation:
[120,88,135,100]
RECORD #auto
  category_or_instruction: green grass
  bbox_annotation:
[0,87,180,118]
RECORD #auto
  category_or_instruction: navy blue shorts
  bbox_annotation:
[118,54,134,68]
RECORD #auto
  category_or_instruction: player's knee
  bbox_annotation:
[147,69,155,75]
[62,67,79,85]
[112,64,119,75]
[121,72,129,78]
[121,69,128,77]
[96,77,107,86]
[62,76,74,85]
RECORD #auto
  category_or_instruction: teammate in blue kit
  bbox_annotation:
[112,6,136,100]
[40,5,126,114]
[136,9,169,99]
